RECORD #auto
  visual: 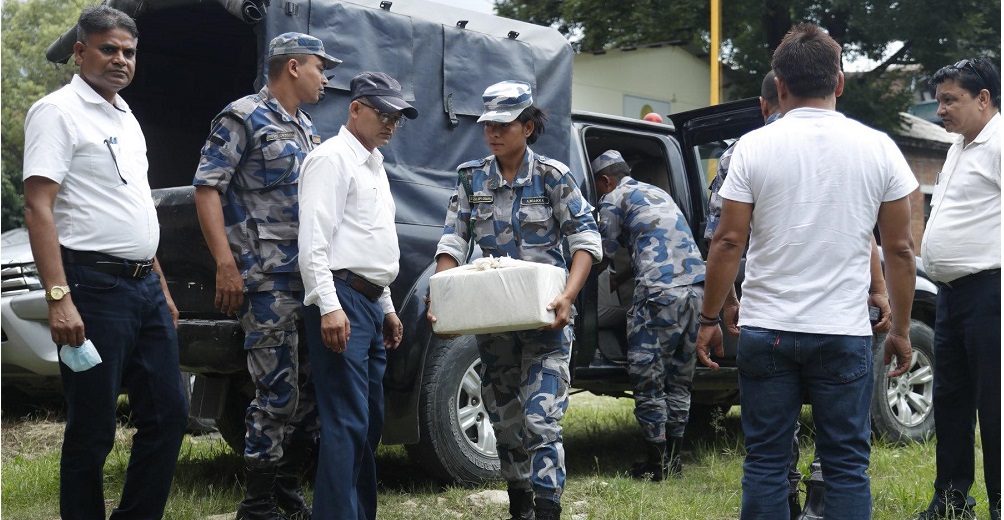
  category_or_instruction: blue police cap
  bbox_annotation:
[267,32,341,69]
[591,149,627,174]
[477,80,532,123]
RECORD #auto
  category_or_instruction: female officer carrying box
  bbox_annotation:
[427,80,602,520]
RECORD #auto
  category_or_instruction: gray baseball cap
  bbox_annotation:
[591,149,627,174]
[350,71,418,119]
[267,32,341,69]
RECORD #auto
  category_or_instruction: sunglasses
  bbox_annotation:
[357,101,405,128]
[953,59,989,89]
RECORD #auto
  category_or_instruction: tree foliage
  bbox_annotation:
[1,0,89,231]
[494,0,1001,132]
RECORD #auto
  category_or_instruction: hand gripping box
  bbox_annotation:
[429,257,567,335]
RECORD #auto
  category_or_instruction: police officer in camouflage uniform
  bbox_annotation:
[193,32,340,520]
[429,81,602,520]
[592,149,705,481]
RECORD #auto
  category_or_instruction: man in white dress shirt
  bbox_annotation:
[915,57,1000,520]
[297,71,417,520]
[22,6,187,519]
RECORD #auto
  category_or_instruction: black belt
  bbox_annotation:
[332,269,384,302]
[936,268,1001,290]
[61,247,154,279]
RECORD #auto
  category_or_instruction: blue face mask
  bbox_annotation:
[59,339,102,372]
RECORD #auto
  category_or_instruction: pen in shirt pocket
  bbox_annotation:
[103,136,128,185]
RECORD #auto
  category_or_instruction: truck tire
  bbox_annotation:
[870,319,936,444]
[216,374,254,456]
[405,336,500,485]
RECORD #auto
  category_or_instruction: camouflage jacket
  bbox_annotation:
[436,148,602,269]
[193,86,321,293]
[598,177,705,302]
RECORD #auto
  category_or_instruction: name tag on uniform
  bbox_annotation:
[521,196,548,205]
[264,132,295,142]
[469,195,494,204]
[311,135,322,144]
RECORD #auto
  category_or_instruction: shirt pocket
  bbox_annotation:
[259,140,300,189]
[472,203,498,254]
[356,186,378,223]
[518,204,557,248]
[85,139,128,189]
[254,220,299,273]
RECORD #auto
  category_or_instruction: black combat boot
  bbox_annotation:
[796,461,823,520]
[506,481,534,520]
[235,463,286,520]
[915,490,977,520]
[533,497,562,520]
[275,442,313,520]
[665,436,683,477]
[628,439,668,481]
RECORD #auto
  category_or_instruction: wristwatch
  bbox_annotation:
[45,285,71,302]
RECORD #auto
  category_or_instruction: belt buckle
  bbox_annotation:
[133,264,142,278]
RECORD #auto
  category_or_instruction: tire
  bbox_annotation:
[181,372,218,434]
[405,336,500,485]
[216,373,254,456]
[870,319,936,444]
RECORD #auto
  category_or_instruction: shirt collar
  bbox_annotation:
[966,112,1000,147]
[487,148,533,188]
[70,74,130,112]
[259,86,297,123]
[338,125,384,167]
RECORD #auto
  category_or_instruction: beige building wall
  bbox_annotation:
[572,45,712,117]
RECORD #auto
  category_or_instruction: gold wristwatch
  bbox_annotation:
[45,285,71,302]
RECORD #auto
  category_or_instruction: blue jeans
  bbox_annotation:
[737,327,873,520]
[304,277,387,520]
[931,272,1001,517]
[59,263,188,520]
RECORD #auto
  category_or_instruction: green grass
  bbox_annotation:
[1,394,989,519]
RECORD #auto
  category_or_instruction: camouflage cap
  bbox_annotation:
[477,80,532,123]
[267,32,341,69]
[591,149,627,174]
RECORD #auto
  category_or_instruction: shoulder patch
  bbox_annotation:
[536,155,571,175]
[457,155,491,171]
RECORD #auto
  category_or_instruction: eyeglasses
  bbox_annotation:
[357,101,405,128]
[953,59,989,89]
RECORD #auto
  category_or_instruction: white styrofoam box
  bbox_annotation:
[430,257,568,335]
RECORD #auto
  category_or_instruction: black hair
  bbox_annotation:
[77,5,138,43]
[517,106,547,145]
[931,58,1001,109]
[761,70,778,107]
[771,24,842,99]
[594,161,630,180]
[268,53,312,80]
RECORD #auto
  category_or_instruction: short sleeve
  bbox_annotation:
[193,114,248,192]
[23,102,76,184]
[880,136,919,201]
[718,138,755,204]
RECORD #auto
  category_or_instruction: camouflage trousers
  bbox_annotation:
[477,325,572,503]
[627,284,702,441]
[240,290,319,463]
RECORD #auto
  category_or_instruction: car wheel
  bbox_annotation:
[870,319,935,444]
[216,374,254,456]
[181,372,218,434]
[405,336,500,485]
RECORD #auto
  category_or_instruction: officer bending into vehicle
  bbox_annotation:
[591,150,705,481]
[22,6,188,519]
[429,80,602,520]
[193,32,340,520]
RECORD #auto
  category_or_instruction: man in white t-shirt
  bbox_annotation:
[915,58,1000,520]
[22,6,187,519]
[695,23,917,519]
